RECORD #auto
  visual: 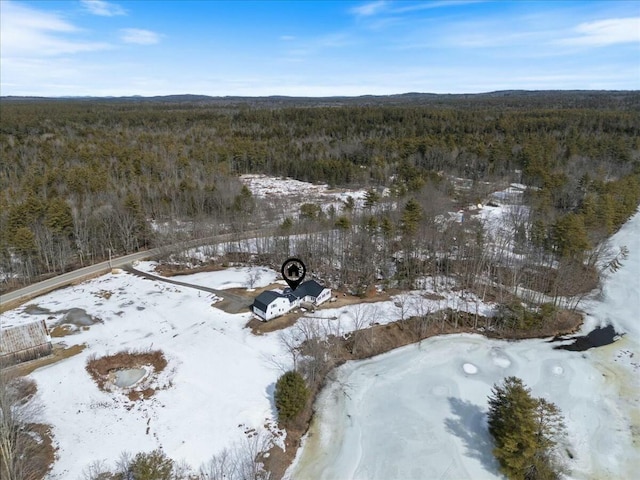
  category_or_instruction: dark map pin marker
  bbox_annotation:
[281,258,306,291]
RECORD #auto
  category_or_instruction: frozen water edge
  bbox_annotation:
[287,210,640,480]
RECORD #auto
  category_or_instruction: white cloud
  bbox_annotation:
[351,1,388,17]
[352,0,483,17]
[280,35,296,41]
[0,1,111,57]
[394,0,485,13]
[120,28,161,45]
[81,0,126,17]
[559,17,640,47]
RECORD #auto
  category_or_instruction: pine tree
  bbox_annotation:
[552,213,590,258]
[129,449,174,480]
[487,376,566,480]
[400,198,423,236]
[274,371,308,423]
[364,188,380,209]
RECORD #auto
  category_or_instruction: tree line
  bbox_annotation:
[1,93,639,292]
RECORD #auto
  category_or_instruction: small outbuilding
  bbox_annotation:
[0,320,53,367]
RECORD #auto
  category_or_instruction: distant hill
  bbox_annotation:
[2,90,639,109]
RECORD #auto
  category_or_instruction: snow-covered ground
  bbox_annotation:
[240,174,376,213]
[286,210,640,480]
[1,175,636,479]
[0,260,495,478]
[1,267,288,478]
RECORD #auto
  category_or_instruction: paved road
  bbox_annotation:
[0,229,270,311]
[0,250,153,310]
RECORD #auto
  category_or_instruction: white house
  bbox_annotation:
[252,280,331,321]
[287,279,331,306]
[252,291,295,321]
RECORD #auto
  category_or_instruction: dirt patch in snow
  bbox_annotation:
[6,343,86,377]
[153,261,227,277]
[85,349,168,400]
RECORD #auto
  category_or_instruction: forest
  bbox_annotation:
[1,91,639,320]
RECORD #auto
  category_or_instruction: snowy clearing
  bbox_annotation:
[0,174,636,479]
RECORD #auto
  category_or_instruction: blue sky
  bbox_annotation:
[1,0,639,97]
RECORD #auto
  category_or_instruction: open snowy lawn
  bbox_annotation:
[287,210,640,480]
[1,269,291,479]
[134,261,278,290]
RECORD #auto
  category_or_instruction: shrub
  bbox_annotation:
[129,449,174,480]
[274,371,308,423]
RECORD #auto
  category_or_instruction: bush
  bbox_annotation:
[495,302,545,330]
[274,371,308,423]
[129,449,174,480]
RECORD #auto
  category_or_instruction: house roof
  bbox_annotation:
[253,280,329,311]
[253,290,286,312]
[293,279,326,298]
[0,320,49,357]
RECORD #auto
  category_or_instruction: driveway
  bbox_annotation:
[123,265,251,314]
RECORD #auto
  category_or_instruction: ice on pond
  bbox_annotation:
[113,368,146,388]
[462,363,478,374]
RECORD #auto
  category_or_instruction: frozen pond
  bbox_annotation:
[113,368,146,388]
[287,210,640,480]
[288,334,635,479]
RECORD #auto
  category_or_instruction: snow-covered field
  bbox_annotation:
[0,262,495,478]
[287,211,640,480]
[1,174,637,479]
[1,267,289,478]
[240,174,376,213]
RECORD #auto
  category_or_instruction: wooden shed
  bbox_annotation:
[0,320,53,367]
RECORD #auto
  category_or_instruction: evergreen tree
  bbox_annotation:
[364,188,380,209]
[335,216,351,230]
[487,376,567,480]
[552,213,590,258]
[274,371,308,423]
[129,449,174,480]
[400,198,423,236]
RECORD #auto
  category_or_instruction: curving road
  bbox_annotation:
[0,229,270,312]
[0,250,156,311]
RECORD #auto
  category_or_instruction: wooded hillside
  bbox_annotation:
[1,91,639,293]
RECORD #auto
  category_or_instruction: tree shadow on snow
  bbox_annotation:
[266,382,278,418]
[444,397,500,474]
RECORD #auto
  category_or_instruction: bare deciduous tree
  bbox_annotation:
[0,374,45,480]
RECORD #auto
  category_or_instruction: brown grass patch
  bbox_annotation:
[248,310,305,335]
[154,261,226,277]
[24,423,56,480]
[6,343,86,377]
[85,349,167,398]
[127,387,155,401]
[93,289,113,300]
[50,324,75,337]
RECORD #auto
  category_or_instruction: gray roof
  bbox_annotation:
[253,280,329,311]
[253,290,286,312]
[293,280,326,298]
